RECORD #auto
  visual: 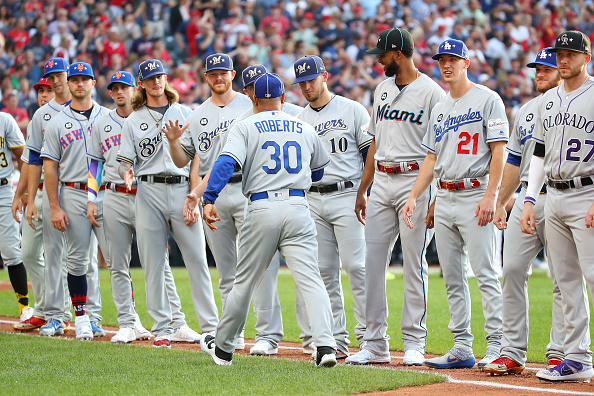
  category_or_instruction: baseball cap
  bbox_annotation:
[548,31,591,54]
[242,65,267,88]
[366,28,414,55]
[33,77,50,91]
[68,62,94,80]
[253,73,284,99]
[432,39,469,60]
[138,59,166,81]
[205,53,234,72]
[107,70,136,90]
[42,57,69,78]
[292,55,326,84]
[526,48,557,68]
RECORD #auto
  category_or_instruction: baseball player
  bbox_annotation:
[346,29,445,366]
[520,31,594,382]
[198,73,337,367]
[40,62,111,340]
[291,55,370,359]
[403,39,506,369]
[483,48,566,375]
[11,78,54,331]
[116,59,219,348]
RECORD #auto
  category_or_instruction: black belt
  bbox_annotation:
[139,175,187,184]
[228,174,242,183]
[522,181,547,194]
[0,178,7,186]
[546,177,593,190]
[309,181,354,194]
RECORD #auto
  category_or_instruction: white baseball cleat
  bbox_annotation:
[345,349,391,365]
[19,307,34,323]
[111,327,136,343]
[201,334,232,366]
[537,360,594,382]
[235,336,245,350]
[477,346,501,369]
[250,340,278,356]
[172,324,201,343]
[403,350,425,366]
[134,321,153,340]
[75,315,94,341]
[303,342,316,355]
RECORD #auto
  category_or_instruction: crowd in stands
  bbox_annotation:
[0,0,593,136]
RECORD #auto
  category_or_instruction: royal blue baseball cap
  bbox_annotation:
[138,59,166,81]
[253,73,284,99]
[68,62,94,80]
[432,39,469,60]
[292,55,326,84]
[42,57,69,78]
[205,53,234,72]
[242,65,267,88]
[526,48,557,68]
[107,71,136,90]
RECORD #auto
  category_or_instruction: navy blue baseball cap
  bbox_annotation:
[292,55,326,84]
[138,59,166,81]
[68,62,94,80]
[107,71,136,90]
[432,39,469,60]
[42,57,69,78]
[242,65,267,88]
[526,48,557,68]
[254,73,284,99]
[205,53,234,72]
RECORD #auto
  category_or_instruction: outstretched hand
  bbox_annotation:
[163,119,190,142]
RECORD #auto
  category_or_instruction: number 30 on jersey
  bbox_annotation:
[262,140,302,174]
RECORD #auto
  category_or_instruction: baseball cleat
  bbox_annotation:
[250,340,278,356]
[39,319,65,336]
[345,349,391,365]
[134,321,153,340]
[172,324,201,343]
[91,321,106,337]
[303,342,316,355]
[75,315,94,341]
[19,307,34,322]
[316,347,337,368]
[235,336,245,350]
[547,357,563,369]
[536,360,594,382]
[424,347,476,369]
[483,356,525,375]
[63,321,71,332]
[403,350,425,366]
[477,346,501,369]
[153,336,172,349]
[200,334,232,366]
[111,327,136,343]
[13,315,46,331]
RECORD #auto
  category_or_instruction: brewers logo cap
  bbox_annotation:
[526,48,557,69]
[292,55,326,84]
[242,65,267,88]
[138,59,166,81]
[432,39,469,60]
[366,28,414,55]
[107,71,136,90]
[33,77,50,91]
[206,53,234,72]
[42,57,69,78]
[68,62,94,80]
[548,31,591,54]
[253,73,284,99]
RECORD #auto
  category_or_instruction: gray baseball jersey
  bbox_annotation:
[236,102,304,122]
[507,96,541,183]
[87,109,127,183]
[0,113,25,181]
[26,99,68,154]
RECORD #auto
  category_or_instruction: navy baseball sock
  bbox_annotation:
[67,273,87,316]
[7,263,29,313]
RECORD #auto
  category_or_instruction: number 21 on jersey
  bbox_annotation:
[457,132,478,155]
[262,140,302,174]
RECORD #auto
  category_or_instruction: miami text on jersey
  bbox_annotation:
[314,119,348,136]
[435,109,482,142]
[60,128,86,149]
[100,134,122,154]
[197,119,234,152]
[542,112,594,134]
[255,119,303,134]
[376,103,424,124]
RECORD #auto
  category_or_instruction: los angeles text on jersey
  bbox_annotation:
[542,110,594,134]
[376,103,424,125]
[254,117,303,134]
[434,108,482,142]
[197,119,234,152]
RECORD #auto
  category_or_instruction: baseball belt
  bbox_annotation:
[107,183,137,195]
[250,190,305,202]
[228,174,242,183]
[521,181,547,194]
[139,175,188,184]
[377,161,419,174]
[0,178,8,186]
[438,179,481,190]
[309,180,354,194]
[62,182,106,191]
[546,176,593,190]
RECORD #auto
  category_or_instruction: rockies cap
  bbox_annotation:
[366,28,414,55]
[42,57,69,78]
[548,31,591,54]
[205,53,234,72]
[242,64,267,88]
[33,77,50,91]
[526,48,557,69]
[138,59,166,81]
[291,55,326,84]
[68,62,94,80]
[107,71,136,90]
[432,39,469,60]
[253,73,284,99]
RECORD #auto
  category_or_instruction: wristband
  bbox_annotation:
[202,198,215,207]
[523,195,536,205]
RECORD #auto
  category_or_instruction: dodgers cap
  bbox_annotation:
[107,71,136,90]
[432,39,469,60]
[254,73,284,99]
[549,31,591,54]
[42,57,69,78]
[138,59,166,81]
[366,28,414,55]
[205,53,234,72]
[292,55,326,84]
[33,77,50,90]
[242,65,267,88]
[68,62,94,80]
[526,48,557,68]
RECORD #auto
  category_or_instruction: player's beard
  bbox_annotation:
[535,75,561,93]
[208,79,232,95]
[304,84,325,103]
[558,62,584,80]
[384,59,399,77]
[71,87,92,100]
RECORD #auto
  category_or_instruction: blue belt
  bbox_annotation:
[250,190,305,202]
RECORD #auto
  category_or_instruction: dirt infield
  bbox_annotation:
[2,316,594,395]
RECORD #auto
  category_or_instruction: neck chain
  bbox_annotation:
[146,102,170,128]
